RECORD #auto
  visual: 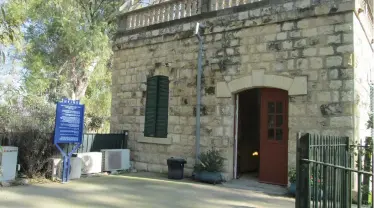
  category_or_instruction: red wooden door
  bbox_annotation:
[259,88,288,186]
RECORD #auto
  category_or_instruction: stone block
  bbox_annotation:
[261,53,276,61]
[216,82,231,98]
[134,162,148,171]
[302,28,318,37]
[252,70,265,87]
[264,74,293,91]
[228,76,252,93]
[317,91,331,102]
[329,80,343,89]
[330,116,353,128]
[148,164,164,173]
[238,11,249,20]
[327,34,341,44]
[335,23,352,32]
[289,30,301,38]
[320,103,343,116]
[282,22,295,31]
[277,32,288,40]
[318,25,335,35]
[296,59,309,69]
[310,57,323,69]
[303,48,317,57]
[289,76,307,96]
[256,44,267,52]
[283,40,293,50]
[289,104,306,116]
[319,47,334,56]
[326,56,343,67]
[294,39,307,48]
[337,45,353,53]
[341,91,354,101]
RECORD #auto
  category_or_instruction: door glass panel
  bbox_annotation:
[268,115,274,128]
[276,129,283,140]
[268,129,274,140]
[268,102,275,113]
[276,102,283,113]
[276,115,283,127]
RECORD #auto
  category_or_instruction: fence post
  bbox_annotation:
[123,130,129,149]
[296,133,310,208]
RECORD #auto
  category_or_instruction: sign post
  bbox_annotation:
[54,98,85,183]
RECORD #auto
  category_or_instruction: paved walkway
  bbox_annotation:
[0,173,295,208]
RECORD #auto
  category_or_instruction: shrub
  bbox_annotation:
[1,131,58,178]
[288,168,296,183]
[194,147,225,173]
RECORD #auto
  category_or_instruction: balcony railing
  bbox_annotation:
[119,0,263,30]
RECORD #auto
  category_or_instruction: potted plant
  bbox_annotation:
[288,168,296,196]
[310,174,323,200]
[193,147,225,184]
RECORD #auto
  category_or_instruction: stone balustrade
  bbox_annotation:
[118,0,264,30]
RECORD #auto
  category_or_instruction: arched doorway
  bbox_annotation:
[235,88,288,186]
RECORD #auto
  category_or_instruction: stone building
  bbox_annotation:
[111,0,374,184]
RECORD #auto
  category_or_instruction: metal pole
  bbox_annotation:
[195,23,204,162]
[370,83,374,208]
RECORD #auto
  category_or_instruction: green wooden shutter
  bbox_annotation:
[144,76,169,138]
[144,76,158,137]
[155,76,169,138]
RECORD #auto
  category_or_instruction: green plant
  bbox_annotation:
[3,131,58,178]
[288,168,296,183]
[194,147,225,173]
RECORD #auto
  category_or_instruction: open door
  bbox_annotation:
[259,88,288,186]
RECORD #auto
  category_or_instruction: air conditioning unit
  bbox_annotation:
[0,146,18,182]
[51,157,82,180]
[74,152,102,175]
[101,149,130,172]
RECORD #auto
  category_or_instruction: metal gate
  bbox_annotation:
[296,133,374,208]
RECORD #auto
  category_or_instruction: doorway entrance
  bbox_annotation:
[236,88,288,186]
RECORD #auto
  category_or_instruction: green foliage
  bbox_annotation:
[194,147,225,173]
[2,0,124,132]
[1,131,58,178]
[288,168,296,183]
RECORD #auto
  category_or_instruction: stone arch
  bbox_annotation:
[216,70,308,97]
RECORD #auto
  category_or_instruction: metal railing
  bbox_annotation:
[296,133,374,208]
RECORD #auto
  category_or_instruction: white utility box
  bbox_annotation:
[0,146,18,182]
[51,157,82,180]
[75,152,102,174]
[101,149,130,172]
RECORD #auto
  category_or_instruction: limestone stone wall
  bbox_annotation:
[112,0,357,179]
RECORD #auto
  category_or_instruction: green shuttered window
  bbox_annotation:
[144,76,169,138]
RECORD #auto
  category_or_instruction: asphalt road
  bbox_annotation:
[0,173,295,208]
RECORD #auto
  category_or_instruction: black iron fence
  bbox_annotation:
[296,133,374,208]
[63,131,128,154]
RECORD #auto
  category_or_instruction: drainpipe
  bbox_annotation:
[195,22,205,162]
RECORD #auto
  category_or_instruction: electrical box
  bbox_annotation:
[0,146,19,182]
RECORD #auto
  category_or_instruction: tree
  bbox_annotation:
[8,0,122,101]
[4,0,127,131]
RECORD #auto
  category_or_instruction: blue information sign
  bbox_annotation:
[53,98,84,183]
[54,99,85,144]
